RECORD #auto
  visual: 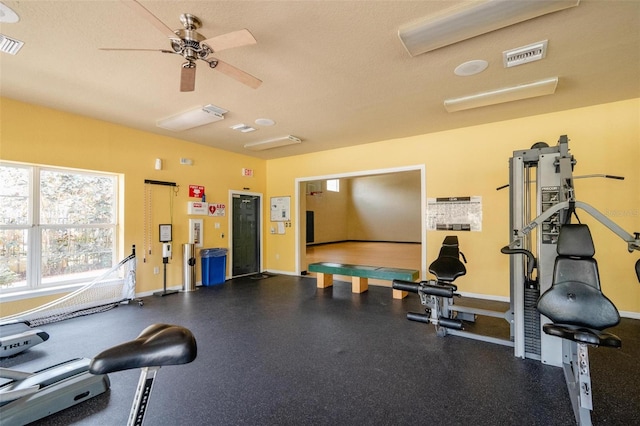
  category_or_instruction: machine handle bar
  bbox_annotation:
[392,279,420,293]
[406,312,464,330]
[392,280,456,298]
[501,246,536,276]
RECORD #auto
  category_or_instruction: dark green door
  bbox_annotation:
[232,194,260,276]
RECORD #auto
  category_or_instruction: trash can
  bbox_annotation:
[182,243,197,292]
[200,248,228,286]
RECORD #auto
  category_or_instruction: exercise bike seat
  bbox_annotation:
[89,324,197,375]
[537,224,621,349]
[429,235,466,284]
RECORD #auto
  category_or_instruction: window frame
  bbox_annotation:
[0,161,119,295]
[326,179,340,192]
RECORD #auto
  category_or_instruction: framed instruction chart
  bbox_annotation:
[270,196,291,222]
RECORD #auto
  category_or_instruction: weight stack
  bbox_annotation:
[524,282,541,357]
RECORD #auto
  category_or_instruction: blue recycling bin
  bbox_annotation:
[200,248,228,286]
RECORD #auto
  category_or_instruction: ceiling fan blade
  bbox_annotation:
[209,59,262,89]
[99,48,174,53]
[121,0,178,39]
[181,63,196,92]
[201,29,257,53]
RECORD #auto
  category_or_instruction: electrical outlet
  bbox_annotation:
[153,267,159,275]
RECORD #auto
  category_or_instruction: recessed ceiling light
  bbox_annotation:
[0,2,19,23]
[255,118,275,126]
[454,60,488,76]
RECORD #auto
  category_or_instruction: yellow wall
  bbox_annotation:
[1,98,266,314]
[265,98,640,313]
[1,97,639,315]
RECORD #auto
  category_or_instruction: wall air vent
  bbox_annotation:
[503,40,548,68]
[0,34,24,55]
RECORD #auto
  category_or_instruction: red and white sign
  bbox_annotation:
[242,168,253,177]
[187,202,208,215]
[208,203,226,217]
[188,185,205,198]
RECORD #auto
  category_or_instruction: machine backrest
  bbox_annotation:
[537,224,620,330]
[428,235,466,282]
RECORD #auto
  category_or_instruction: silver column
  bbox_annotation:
[182,243,197,292]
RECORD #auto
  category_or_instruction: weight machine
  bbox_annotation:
[394,135,639,424]
[394,135,639,355]
[501,136,639,425]
[503,135,639,366]
[393,235,515,347]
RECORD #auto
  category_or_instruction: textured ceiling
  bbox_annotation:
[1,1,638,159]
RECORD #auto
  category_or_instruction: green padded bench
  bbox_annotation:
[308,262,420,299]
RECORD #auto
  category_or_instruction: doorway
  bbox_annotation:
[230,192,262,277]
[295,165,427,279]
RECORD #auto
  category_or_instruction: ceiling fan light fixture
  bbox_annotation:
[444,77,559,112]
[157,104,227,131]
[398,0,579,56]
[0,2,19,23]
[244,135,302,151]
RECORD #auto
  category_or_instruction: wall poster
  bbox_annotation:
[427,196,482,231]
[270,196,291,222]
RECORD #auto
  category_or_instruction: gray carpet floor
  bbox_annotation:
[2,274,639,425]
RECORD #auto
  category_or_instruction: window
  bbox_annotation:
[0,162,118,293]
[326,179,340,192]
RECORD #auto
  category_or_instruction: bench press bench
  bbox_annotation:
[308,262,420,299]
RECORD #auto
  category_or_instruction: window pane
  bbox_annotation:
[41,227,114,285]
[40,170,115,225]
[0,229,28,289]
[0,165,30,225]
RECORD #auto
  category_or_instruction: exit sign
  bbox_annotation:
[242,168,254,177]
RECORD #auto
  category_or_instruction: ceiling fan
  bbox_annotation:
[100,0,262,92]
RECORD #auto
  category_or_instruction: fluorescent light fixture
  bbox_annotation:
[444,77,559,113]
[244,135,302,151]
[157,104,227,131]
[399,0,579,56]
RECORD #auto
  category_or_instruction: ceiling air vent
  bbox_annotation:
[0,34,24,55]
[503,40,548,68]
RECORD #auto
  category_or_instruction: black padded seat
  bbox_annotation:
[429,236,466,284]
[542,323,621,348]
[90,324,197,375]
[537,224,621,347]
